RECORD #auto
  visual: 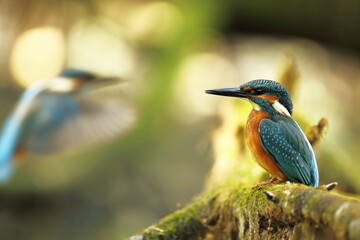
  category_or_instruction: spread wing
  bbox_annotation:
[22,90,135,154]
[259,117,318,187]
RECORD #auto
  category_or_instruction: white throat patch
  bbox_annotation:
[48,77,77,92]
[251,102,261,111]
[244,98,261,111]
[272,100,291,116]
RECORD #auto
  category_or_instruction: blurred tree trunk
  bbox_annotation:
[127,56,360,240]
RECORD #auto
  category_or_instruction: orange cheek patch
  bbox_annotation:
[242,87,252,92]
[258,94,278,103]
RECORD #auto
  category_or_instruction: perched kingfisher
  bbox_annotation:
[0,69,135,183]
[206,79,319,187]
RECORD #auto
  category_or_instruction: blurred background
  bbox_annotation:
[1,0,360,239]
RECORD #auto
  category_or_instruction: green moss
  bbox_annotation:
[142,192,215,240]
[138,182,360,240]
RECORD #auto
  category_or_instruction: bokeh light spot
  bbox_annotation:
[10,27,65,87]
[174,52,237,123]
[67,18,137,78]
[125,1,183,45]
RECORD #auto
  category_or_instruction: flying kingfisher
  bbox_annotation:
[206,79,319,187]
[0,69,135,183]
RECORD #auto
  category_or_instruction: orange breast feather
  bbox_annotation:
[246,110,288,180]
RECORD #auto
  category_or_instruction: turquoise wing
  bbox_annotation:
[259,117,319,187]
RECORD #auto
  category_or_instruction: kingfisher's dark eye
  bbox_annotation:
[250,88,264,95]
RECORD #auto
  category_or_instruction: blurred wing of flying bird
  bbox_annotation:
[0,69,136,182]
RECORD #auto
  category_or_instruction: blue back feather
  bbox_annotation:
[0,117,22,181]
[60,69,95,80]
[0,85,45,182]
[259,115,319,187]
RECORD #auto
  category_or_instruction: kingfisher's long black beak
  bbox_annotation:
[205,87,250,98]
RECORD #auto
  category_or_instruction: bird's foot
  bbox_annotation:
[253,178,286,189]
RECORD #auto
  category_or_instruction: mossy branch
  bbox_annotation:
[129,183,360,240]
